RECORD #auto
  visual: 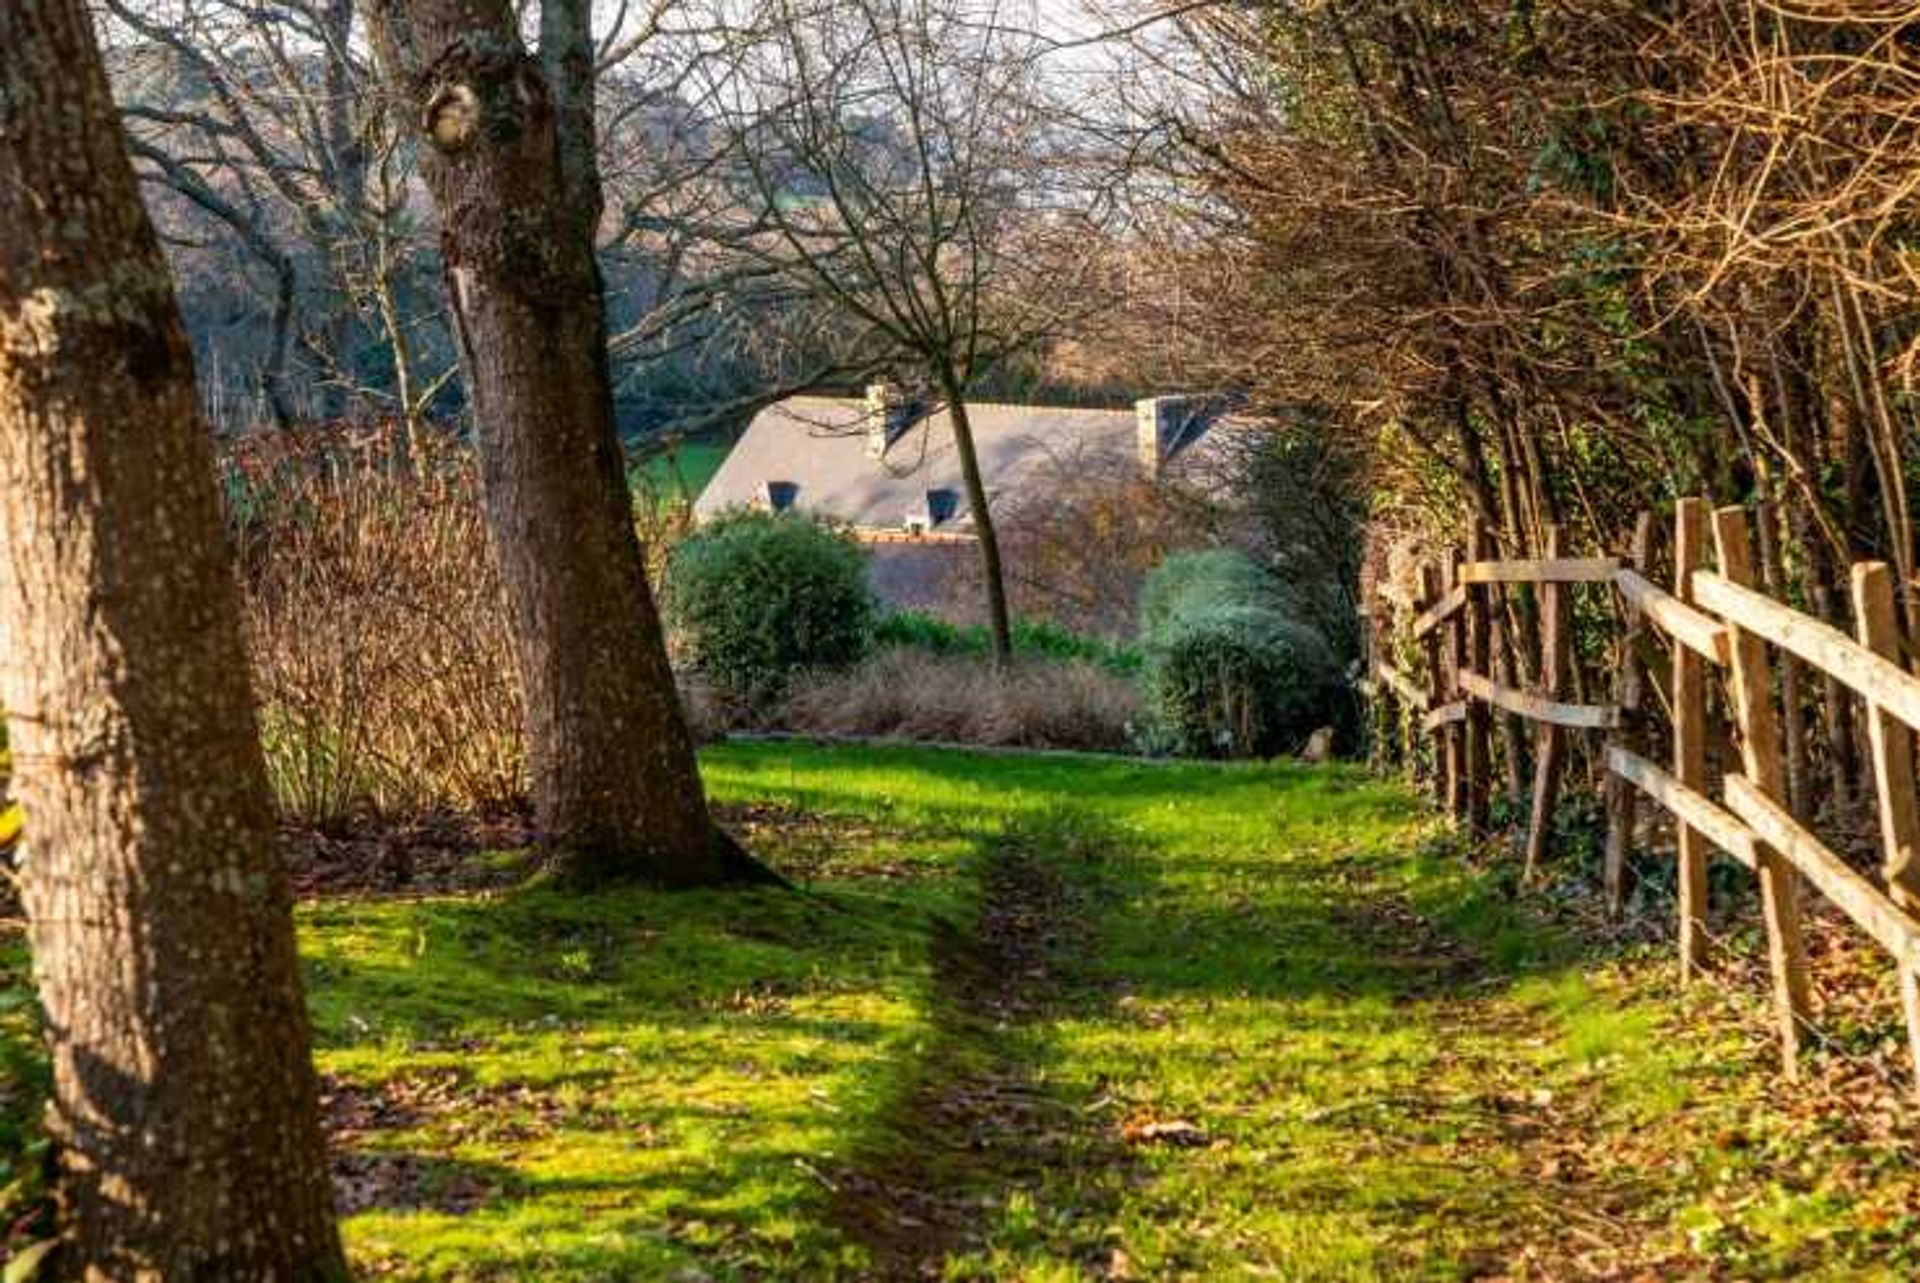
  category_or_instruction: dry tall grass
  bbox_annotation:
[230,431,525,828]
[784,647,1142,752]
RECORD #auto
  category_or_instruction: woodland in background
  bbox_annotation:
[101,0,1139,449]
[1130,0,1920,840]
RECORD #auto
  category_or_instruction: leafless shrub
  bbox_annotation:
[784,648,1143,753]
[980,455,1223,639]
[231,430,525,828]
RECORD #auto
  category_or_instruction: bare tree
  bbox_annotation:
[98,0,467,449]
[95,0,875,458]
[709,0,1114,664]
[0,0,344,1272]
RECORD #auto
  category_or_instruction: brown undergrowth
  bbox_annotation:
[230,430,524,829]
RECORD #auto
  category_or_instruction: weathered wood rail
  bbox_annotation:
[1367,500,1920,1091]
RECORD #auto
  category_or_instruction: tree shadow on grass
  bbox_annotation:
[333,1149,529,1217]
[303,867,961,1278]
[823,810,1139,1280]
[712,741,1688,1276]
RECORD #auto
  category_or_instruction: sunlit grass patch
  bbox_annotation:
[309,872,944,1279]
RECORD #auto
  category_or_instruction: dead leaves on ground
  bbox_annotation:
[322,1068,631,1217]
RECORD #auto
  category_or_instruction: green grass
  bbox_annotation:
[0,933,45,1245]
[873,610,1144,673]
[628,438,730,508]
[4,745,1919,1279]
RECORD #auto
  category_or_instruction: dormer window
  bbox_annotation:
[924,487,959,526]
[764,480,798,512]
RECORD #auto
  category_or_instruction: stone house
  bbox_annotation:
[694,385,1241,618]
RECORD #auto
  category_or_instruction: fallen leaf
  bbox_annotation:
[1122,1117,1210,1147]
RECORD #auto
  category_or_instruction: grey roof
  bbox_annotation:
[696,396,1205,534]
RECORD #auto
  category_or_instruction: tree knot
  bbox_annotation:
[417,37,546,156]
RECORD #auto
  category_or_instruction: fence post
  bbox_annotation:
[1444,549,1468,820]
[1603,512,1654,914]
[1674,498,1711,981]
[1523,524,1568,880]
[1849,562,1920,1091]
[1853,562,1920,911]
[1419,561,1453,811]
[1713,504,1811,1078]
[1464,524,1492,838]
[1756,501,1811,820]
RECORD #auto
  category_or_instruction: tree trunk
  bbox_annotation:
[0,4,346,1276]
[367,0,751,886]
[264,250,300,429]
[940,375,1014,666]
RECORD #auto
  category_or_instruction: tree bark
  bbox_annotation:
[0,3,346,1276]
[367,0,754,886]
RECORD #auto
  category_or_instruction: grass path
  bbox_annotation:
[824,826,1127,1277]
[4,743,1919,1278]
[699,746,1915,1278]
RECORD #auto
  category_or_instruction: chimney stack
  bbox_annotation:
[1135,396,1175,479]
[1135,395,1210,479]
[865,381,915,460]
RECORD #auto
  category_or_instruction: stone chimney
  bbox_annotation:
[1135,396,1180,479]
[865,381,915,460]
[1136,395,1213,479]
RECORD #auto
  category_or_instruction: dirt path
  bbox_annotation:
[827,835,1129,1279]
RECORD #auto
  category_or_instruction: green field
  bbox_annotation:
[4,745,1918,1278]
[629,437,732,508]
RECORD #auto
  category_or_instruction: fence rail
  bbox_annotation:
[1370,499,1920,1092]
[1459,556,1621,585]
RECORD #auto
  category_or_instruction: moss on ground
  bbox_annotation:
[3,744,1918,1278]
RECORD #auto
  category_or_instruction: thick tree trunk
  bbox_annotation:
[0,4,345,1276]
[940,377,1014,666]
[368,0,746,886]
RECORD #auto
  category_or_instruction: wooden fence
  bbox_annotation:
[1367,499,1920,1091]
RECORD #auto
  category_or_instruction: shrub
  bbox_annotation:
[665,510,874,703]
[874,610,1143,673]
[232,430,526,828]
[785,648,1143,752]
[1235,417,1368,666]
[1139,550,1340,758]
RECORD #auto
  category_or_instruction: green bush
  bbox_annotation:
[875,610,1143,674]
[666,510,875,701]
[1139,550,1340,758]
